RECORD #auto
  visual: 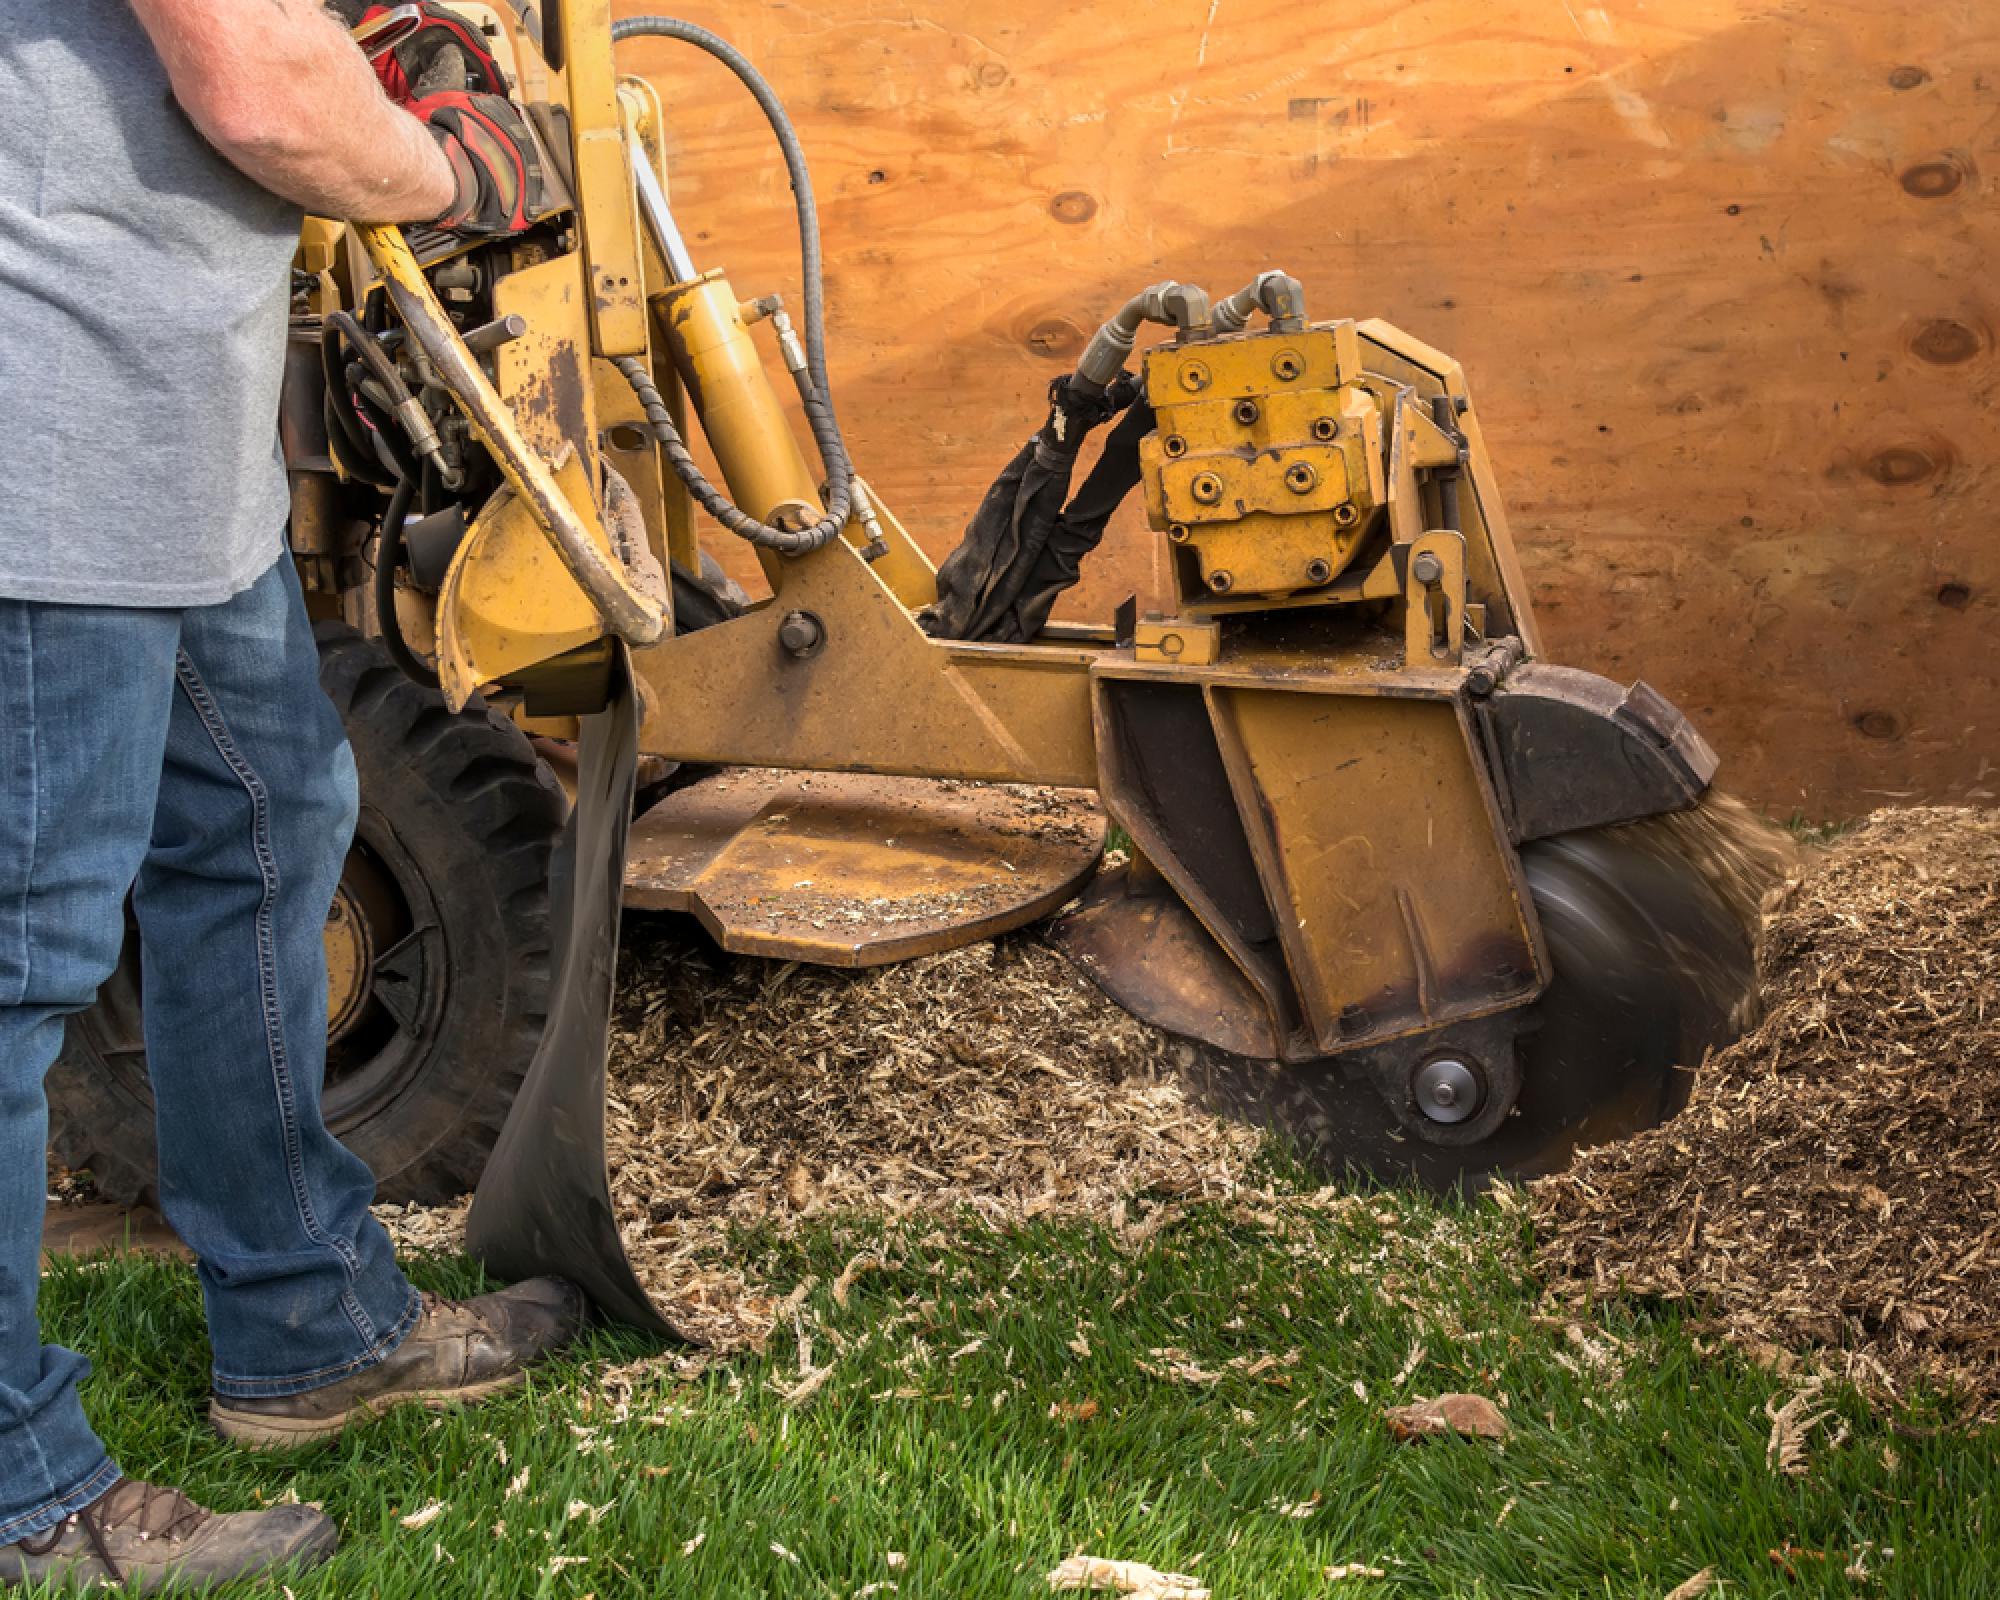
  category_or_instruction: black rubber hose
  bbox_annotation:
[319,324,398,489]
[373,473,440,688]
[609,16,856,554]
[611,15,836,408]
[614,355,848,554]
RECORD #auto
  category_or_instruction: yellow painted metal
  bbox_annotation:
[357,224,663,652]
[1204,683,1544,1055]
[1403,530,1469,668]
[1356,318,1543,654]
[623,770,1104,965]
[845,480,938,610]
[1140,320,1385,610]
[1132,615,1220,666]
[436,450,608,711]
[654,274,823,521]
[632,538,1097,787]
[560,0,649,357]
[492,252,598,462]
[616,76,700,573]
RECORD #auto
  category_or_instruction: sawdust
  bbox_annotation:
[384,920,1260,1350]
[1532,807,2000,1417]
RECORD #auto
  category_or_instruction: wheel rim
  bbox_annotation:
[75,805,448,1138]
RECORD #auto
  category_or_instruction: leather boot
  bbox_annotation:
[0,1478,335,1593]
[210,1277,583,1450]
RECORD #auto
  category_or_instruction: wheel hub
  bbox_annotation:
[1412,1055,1483,1124]
[323,885,375,1045]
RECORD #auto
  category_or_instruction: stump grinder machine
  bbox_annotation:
[49,1,1755,1335]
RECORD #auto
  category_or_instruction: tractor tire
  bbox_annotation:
[47,623,566,1206]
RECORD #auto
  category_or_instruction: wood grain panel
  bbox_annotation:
[616,0,1999,818]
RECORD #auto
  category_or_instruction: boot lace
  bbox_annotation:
[15,1478,211,1583]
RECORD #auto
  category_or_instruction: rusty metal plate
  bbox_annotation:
[624,769,1105,966]
[1050,864,1279,1059]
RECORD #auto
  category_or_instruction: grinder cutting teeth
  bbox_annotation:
[49,6,1762,1332]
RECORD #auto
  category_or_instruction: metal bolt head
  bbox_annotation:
[1162,434,1188,458]
[1207,568,1234,594]
[777,609,826,658]
[1412,1056,1483,1124]
[1284,462,1318,494]
[1190,472,1224,505]
[1332,502,1361,528]
[1412,550,1444,584]
[1179,361,1212,393]
[1304,558,1332,585]
[1167,522,1191,544]
[1232,399,1260,426]
[1271,350,1305,381]
[1311,416,1339,441]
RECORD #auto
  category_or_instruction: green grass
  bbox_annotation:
[33,1193,1999,1598]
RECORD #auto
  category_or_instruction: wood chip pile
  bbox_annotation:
[388,921,1261,1349]
[1532,806,2000,1415]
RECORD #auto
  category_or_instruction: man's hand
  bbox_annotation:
[125,0,459,223]
[360,2,508,101]
[413,91,546,235]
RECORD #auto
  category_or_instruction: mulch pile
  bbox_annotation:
[385,922,1261,1349]
[1532,806,2000,1416]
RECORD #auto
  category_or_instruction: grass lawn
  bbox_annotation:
[33,1186,1997,1599]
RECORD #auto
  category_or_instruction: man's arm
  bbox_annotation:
[126,0,459,223]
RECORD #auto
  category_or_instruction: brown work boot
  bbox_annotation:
[209,1277,583,1450]
[0,1477,336,1593]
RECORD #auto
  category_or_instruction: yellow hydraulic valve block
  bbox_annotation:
[1139,319,1387,610]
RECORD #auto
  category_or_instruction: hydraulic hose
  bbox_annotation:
[610,16,854,555]
[372,472,440,688]
[614,354,850,555]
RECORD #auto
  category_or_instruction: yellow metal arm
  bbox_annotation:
[355,223,667,649]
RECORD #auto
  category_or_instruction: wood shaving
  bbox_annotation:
[384,927,1259,1351]
[1534,808,2000,1416]
[1382,1393,1510,1440]
[1047,1555,1209,1599]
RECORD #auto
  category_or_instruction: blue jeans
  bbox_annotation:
[0,556,418,1541]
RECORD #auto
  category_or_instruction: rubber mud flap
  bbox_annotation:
[464,647,673,1336]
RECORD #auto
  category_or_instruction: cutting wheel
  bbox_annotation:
[1190,824,1757,1190]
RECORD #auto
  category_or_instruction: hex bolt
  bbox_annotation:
[1162,434,1188,458]
[778,609,826,658]
[1190,472,1224,505]
[1232,399,1260,426]
[1179,361,1212,393]
[1305,558,1332,584]
[1284,462,1318,494]
[1311,416,1339,441]
[1412,551,1444,585]
[1208,569,1234,593]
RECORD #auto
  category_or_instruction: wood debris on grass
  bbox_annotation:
[1382,1393,1510,1441]
[382,926,1261,1352]
[1047,1554,1209,1599]
[1533,808,2000,1417]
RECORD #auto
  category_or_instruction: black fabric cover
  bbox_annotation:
[920,374,1149,643]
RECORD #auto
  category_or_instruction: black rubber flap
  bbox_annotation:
[464,647,672,1336]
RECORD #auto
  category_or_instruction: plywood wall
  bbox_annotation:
[616,0,1999,819]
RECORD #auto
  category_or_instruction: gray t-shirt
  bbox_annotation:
[0,1,303,607]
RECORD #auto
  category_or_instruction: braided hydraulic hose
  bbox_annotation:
[610,15,854,555]
[613,355,850,555]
